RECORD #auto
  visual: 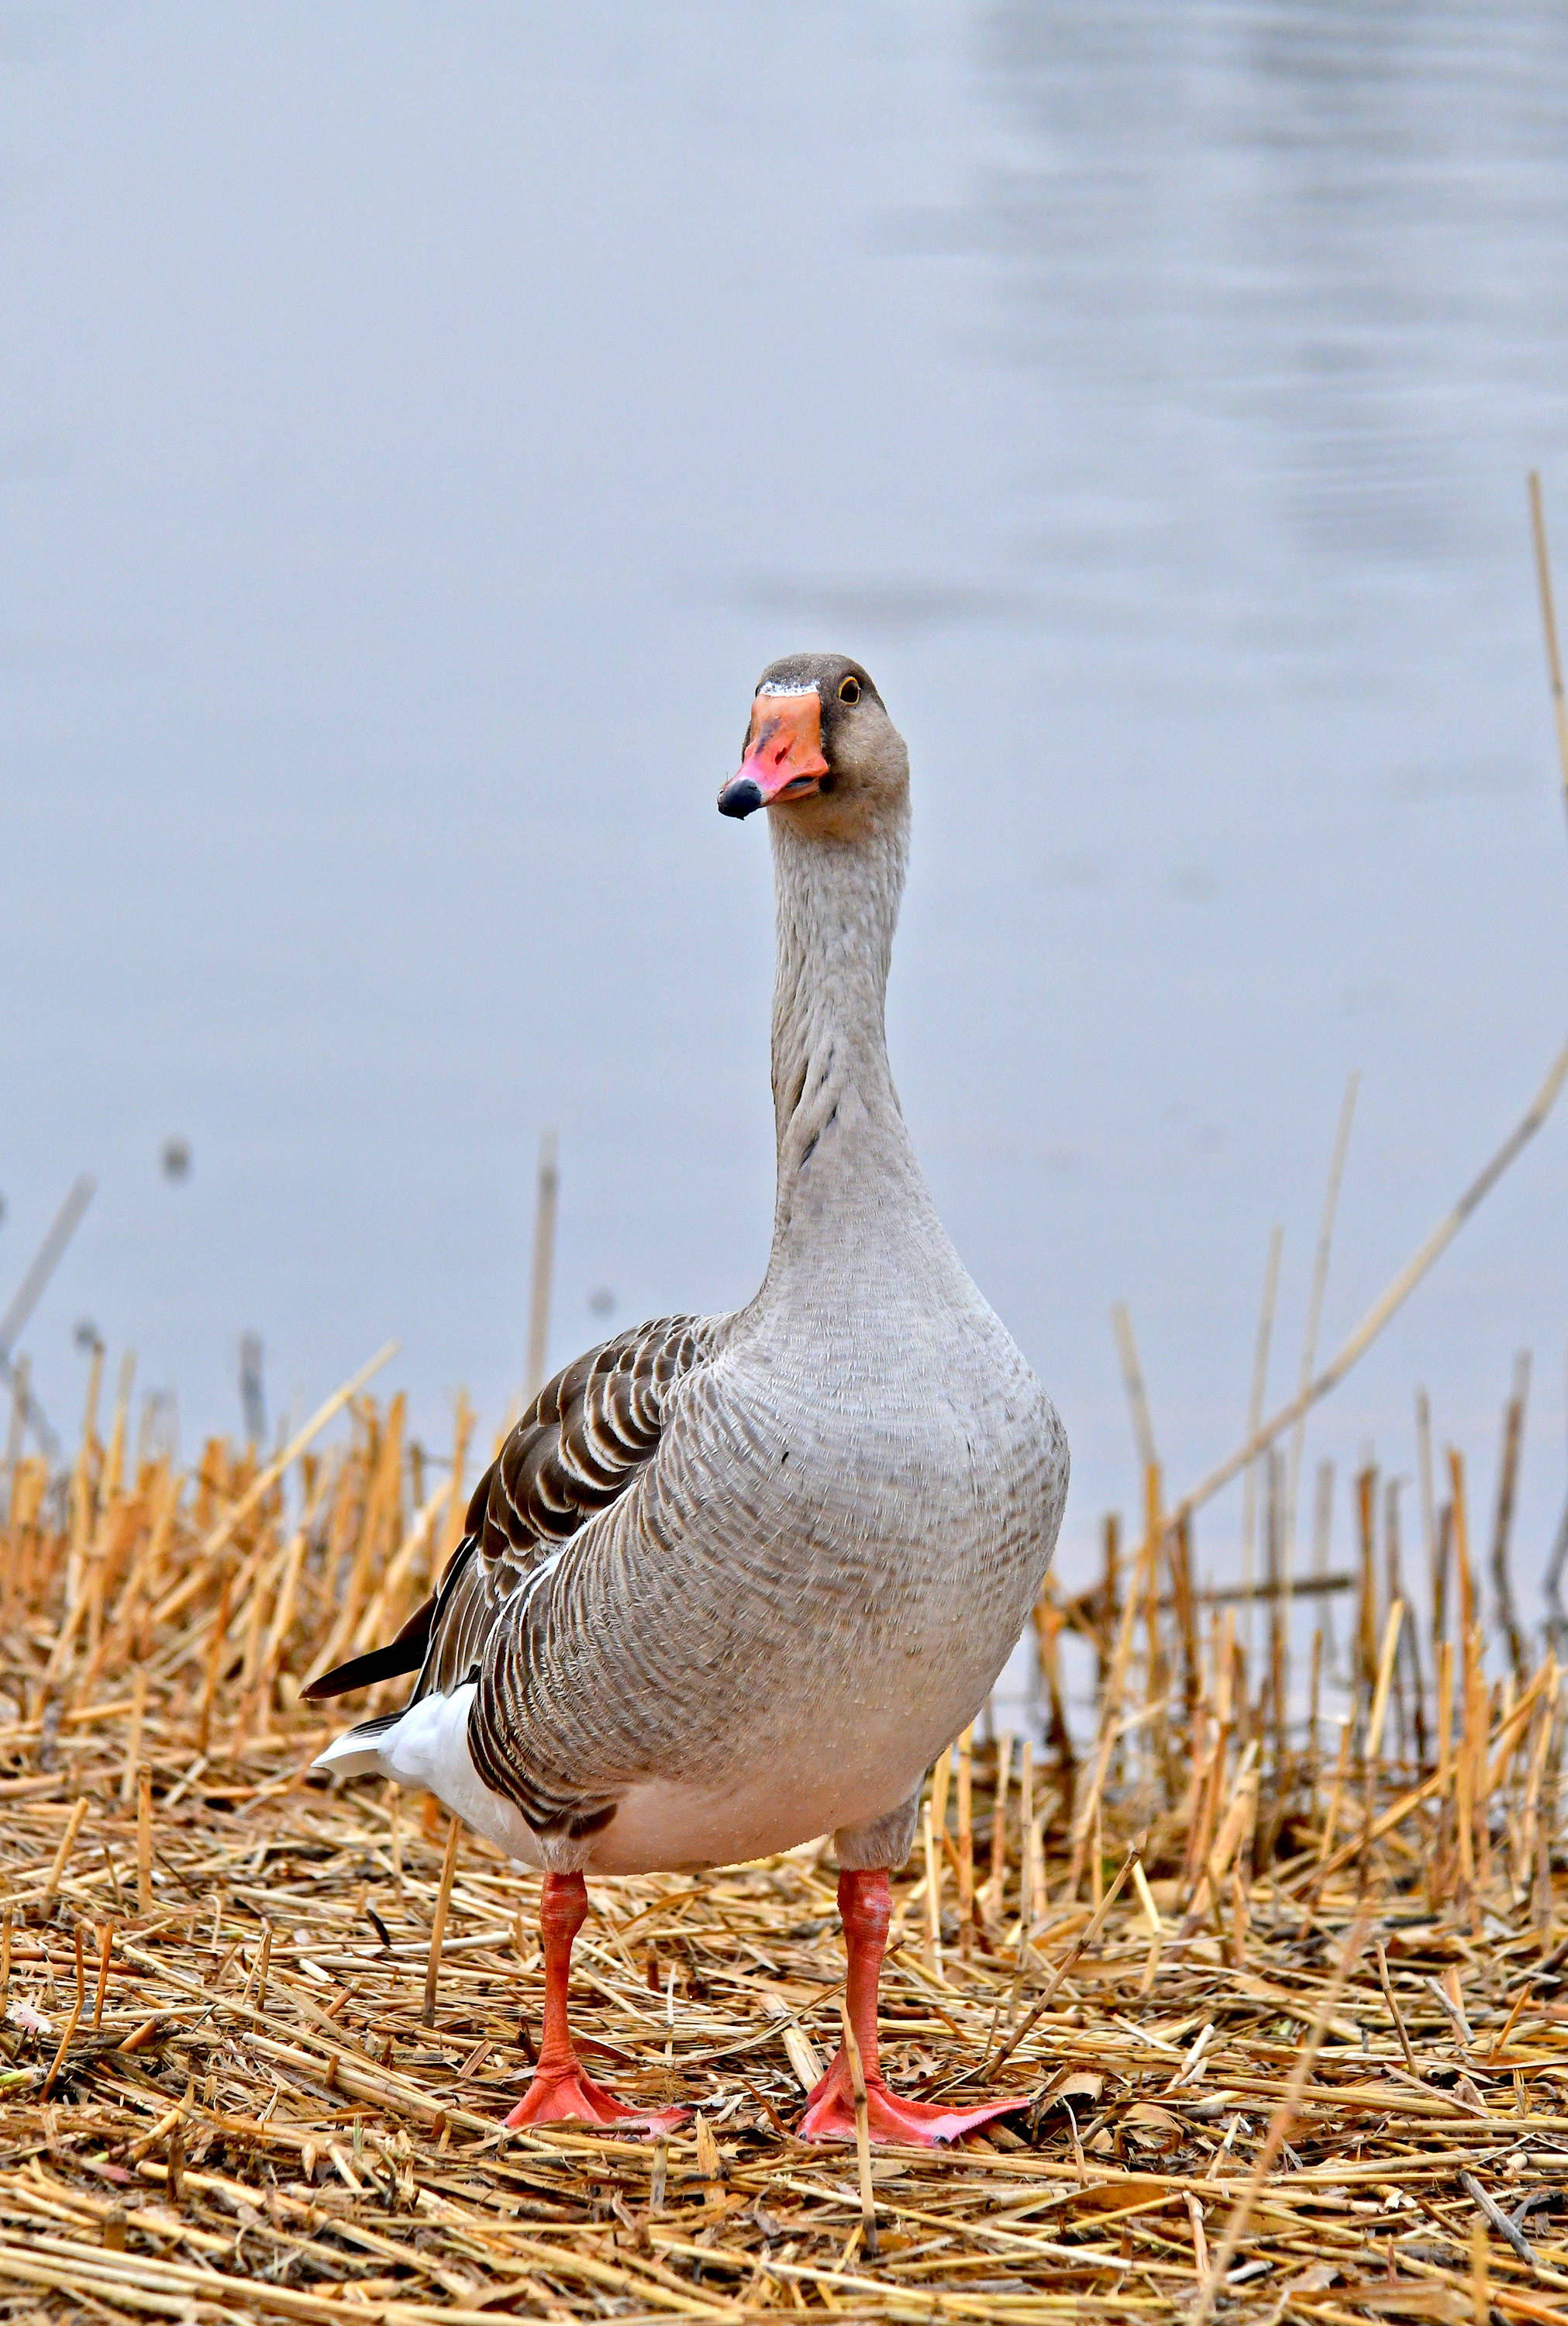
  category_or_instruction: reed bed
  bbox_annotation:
[0,1358,1563,2324]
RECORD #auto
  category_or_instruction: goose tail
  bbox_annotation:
[311,1709,404,1781]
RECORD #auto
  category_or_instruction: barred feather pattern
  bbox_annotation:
[405,1317,719,1700]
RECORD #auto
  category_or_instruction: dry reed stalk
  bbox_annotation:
[1,1357,29,1524]
[1239,1223,1284,1657]
[1357,1600,1405,1890]
[116,1664,146,1805]
[195,1568,233,1755]
[1355,1462,1378,1710]
[1169,1513,1199,1724]
[66,1341,104,1613]
[40,1927,84,2100]
[1284,1074,1358,1584]
[955,1726,974,1956]
[1179,1033,1568,1520]
[1374,1938,1418,2075]
[1185,1737,1258,1928]
[1099,1511,1119,1692]
[40,1796,89,1910]
[928,1741,951,1839]
[1067,1530,1152,1898]
[1528,469,1568,828]
[524,1132,560,1405]
[985,1730,1012,1919]
[1031,1590,1077,1823]
[91,1921,112,2030]
[1451,1445,1475,1634]
[135,1764,152,1915]
[1490,1352,1531,1682]
[838,2001,877,2257]
[1417,1382,1440,1624]
[105,1351,134,1500]
[423,1815,462,2026]
[1142,1463,1165,1743]
[1110,1302,1160,1485]
[919,1801,941,1974]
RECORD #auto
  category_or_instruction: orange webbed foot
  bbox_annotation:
[798,2053,1026,2146]
[504,2061,688,2134]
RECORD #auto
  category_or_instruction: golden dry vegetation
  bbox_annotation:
[0,1351,1563,2324]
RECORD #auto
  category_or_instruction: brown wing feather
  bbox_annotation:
[304,1316,712,1709]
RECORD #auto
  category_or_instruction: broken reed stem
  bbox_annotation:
[423,1814,462,2026]
[195,1568,233,1755]
[987,1731,1012,1916]
[40,1926,85,2100]
[1490,1352,1530,1683]
[1375,1938,1418,2075]
[118,1665,146,1805]
[928,1743,951,1840]
[91,1921,113,2029]
[1360,1601,1405,1889]
[1450,1446,1475,1635]
[839,2000,877,2258]
[524,1131,559,1406]
[41,1796,89,1910]
[921,1800,942,1974]
[136,1765,152,1916]
[1109,1302,1160,1481]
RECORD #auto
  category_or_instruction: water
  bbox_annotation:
[5,4,1568,1647]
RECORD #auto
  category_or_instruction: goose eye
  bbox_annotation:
[838,676,860,704]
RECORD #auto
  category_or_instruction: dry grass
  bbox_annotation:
[0,1360,1564,2323]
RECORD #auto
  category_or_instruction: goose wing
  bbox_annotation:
[302,1313,716,1707]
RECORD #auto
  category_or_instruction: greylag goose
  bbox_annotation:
[307,654,1069,2142]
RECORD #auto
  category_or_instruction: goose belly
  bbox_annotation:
[584,1737,924,1876]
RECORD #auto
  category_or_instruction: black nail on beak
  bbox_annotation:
[718,776,763,819]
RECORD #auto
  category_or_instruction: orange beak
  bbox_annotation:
[718,689,829,818]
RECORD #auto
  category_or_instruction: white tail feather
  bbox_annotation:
[312,1724,393,1780]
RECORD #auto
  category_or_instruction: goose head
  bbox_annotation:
[719,654,908,844]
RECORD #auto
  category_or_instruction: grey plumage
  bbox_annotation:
[311,654,1068,1882]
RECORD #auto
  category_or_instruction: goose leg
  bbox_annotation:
[798,1869,1026,2145]
[505,1872,686,2131]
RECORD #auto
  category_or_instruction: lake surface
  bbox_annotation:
[5,3,1568,1649]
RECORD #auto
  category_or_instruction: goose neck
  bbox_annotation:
[764,808,917,1255]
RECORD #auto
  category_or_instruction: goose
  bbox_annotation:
[306,654,1069,2142]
